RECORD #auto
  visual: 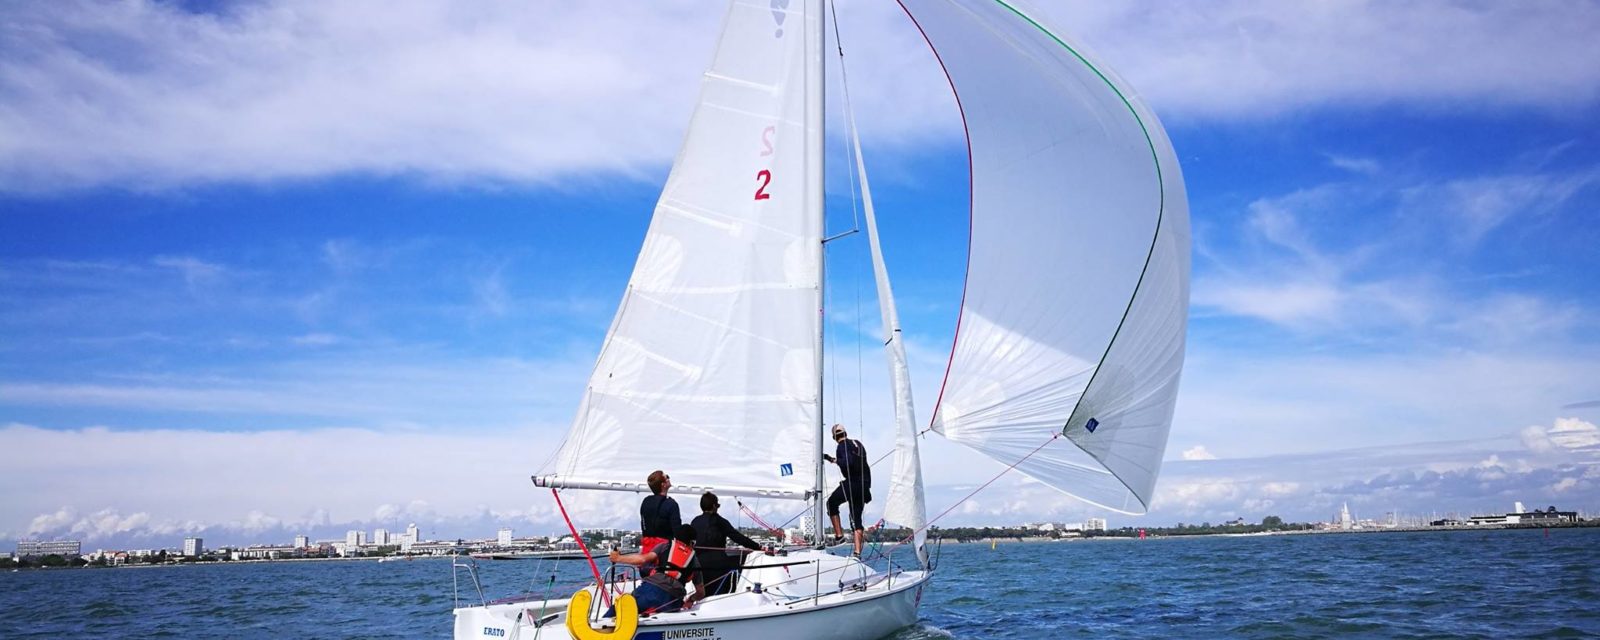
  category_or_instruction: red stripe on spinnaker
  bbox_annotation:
[893,0,975,430]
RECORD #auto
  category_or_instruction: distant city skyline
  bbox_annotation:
[3,2,1599,549]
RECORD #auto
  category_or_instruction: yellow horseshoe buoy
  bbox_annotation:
[564,588,638,640]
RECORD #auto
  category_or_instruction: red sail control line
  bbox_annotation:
[551,488,612,609]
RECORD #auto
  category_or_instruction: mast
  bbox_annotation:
[807,0,827,547]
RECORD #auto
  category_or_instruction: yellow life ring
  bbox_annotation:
[564,588,638,640]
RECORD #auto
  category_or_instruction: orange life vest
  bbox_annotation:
[660,539,696,581]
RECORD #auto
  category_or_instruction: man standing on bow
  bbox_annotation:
[822,423,872,558]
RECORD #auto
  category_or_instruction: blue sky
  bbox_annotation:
[3,0,1599,549]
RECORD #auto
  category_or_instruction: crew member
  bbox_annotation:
[822,423,872,558]
[639,470,681,554]
[689,492,767,595]
[608,524,705,615]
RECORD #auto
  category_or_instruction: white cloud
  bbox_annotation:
[27,507,77,537]
[1145,443,1597,524]
[1399,171,1600,248]
[1520,417,1600,456]
[1177,347,1600,461]
[0,350,588,430]
[1193,169,1594,340]
[3,1,1598,192]
[1326,154,1381,176]
[71,509,155,539]
[152,255,225,289]
[0,423,573,544]
[1032,1,1600,118]
[289,333,338,346]
[1181,445,1217,461]
[1549,417,1600,451]
[1522,424,1557,453]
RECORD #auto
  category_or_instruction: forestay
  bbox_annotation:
[839,46,927,559]
[902,0,1191,514]
[537,0,821,499]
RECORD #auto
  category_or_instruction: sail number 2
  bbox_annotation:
[755,125,775,201]
[754,170,772,200]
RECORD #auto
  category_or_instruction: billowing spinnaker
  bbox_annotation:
[903,0,1191,514]
[538,0,821,497]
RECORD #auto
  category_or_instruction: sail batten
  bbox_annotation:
[902,0,1190,514]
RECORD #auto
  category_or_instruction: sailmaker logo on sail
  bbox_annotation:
[779,463,794,476]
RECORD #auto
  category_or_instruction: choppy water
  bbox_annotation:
[3,527,1596,638]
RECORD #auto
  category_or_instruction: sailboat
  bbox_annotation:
[452,0,1189,637]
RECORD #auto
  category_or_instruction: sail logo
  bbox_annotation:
[1084,417,1100,433]
[779,463,793,476]
[770,0,788,38]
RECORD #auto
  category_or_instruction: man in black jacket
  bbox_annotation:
[689,492,767,595]
[639,470,681,554]
[822,423,871,558]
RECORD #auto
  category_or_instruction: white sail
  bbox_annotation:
[537,0,823,499]
[836,40,927,559]
[903,0,1191,514]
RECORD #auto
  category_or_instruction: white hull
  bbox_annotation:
[453,551,929,640]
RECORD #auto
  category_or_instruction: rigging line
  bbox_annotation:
[832,0,876,437]
[882,432,1061,551]
[826,257,840,423]
[830,0,864,234]
[735,498,786,538]
[550,488,611,609]
[855,257,865,432]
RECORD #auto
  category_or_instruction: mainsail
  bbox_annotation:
[536,0,823,500]
[902,0,1192,514]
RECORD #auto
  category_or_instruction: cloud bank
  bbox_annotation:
[7,417,1597,548]
[3,1,1598,192]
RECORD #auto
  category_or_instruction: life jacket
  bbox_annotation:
[659,539,696,582]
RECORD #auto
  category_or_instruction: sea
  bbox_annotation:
[3,527,1596,638]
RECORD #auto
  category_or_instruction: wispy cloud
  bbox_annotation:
[0,351,590,430]
[1046,1,1600,118]
[289,333,339,347]
[1399,170,1600,248]
[1193,166,1596,344]
[1325,154,1381,176]
[3,2,1597,192]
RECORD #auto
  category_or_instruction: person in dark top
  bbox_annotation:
[608,524,705,615]
[689,492,767,596]
[639,469,681,554]
[822,423,871,558]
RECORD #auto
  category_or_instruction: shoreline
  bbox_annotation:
[934,520,1600,545]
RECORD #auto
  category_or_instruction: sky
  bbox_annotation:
[3,0,1599,550]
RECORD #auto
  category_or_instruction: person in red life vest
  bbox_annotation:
[638,470,681,555]
[608,524,705,615]
[822,423,872,558]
